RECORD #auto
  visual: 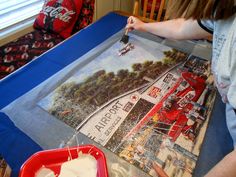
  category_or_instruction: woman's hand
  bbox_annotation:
[126,16,146,32]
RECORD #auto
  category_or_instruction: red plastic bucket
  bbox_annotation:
[19,144,108,177]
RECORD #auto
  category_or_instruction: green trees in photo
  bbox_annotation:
[48,49,188,128]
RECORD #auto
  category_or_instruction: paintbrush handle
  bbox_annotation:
[125,29,128,35]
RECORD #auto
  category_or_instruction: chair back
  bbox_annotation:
[133,0,166,22]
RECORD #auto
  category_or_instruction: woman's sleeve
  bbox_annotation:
[228,40,236,109]
[197,20,214,34]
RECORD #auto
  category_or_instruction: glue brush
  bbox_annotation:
[120,29,129,44]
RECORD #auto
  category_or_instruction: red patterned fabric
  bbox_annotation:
[0,0,95,80]
[72,0,95,33]
[34,0,83,38]
[141,0,161,12]
[0,30,63,79]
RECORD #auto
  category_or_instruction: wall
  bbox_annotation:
[94,0,134,20]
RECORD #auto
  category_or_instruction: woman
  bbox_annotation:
[126,0,236,176]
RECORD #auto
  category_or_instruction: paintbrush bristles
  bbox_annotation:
[120,35,129,44]
[120,29,129,44]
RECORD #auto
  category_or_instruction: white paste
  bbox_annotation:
[58,154,97,177]
[35,167,56,177]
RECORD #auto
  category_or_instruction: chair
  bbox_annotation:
[133,0,167,22]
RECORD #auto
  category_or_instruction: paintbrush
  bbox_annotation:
[120,29,129,44]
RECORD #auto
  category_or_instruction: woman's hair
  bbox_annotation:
[169,0,236,20]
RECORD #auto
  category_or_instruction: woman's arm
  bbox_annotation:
[126,16,212,40]
[205,149,236,177]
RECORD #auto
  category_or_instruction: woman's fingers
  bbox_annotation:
[126,16,136,31]
[127,16,135,24]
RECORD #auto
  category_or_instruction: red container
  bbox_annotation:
[19,144,108,177]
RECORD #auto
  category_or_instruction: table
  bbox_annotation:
[0,12,233,177]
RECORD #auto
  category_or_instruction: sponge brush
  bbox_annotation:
[120,29,129,44]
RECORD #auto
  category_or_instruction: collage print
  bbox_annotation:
[39,34,215,177]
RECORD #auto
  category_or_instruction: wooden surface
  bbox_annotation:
[0,161,11,177]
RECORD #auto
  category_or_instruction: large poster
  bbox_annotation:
[38,34,215,177]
